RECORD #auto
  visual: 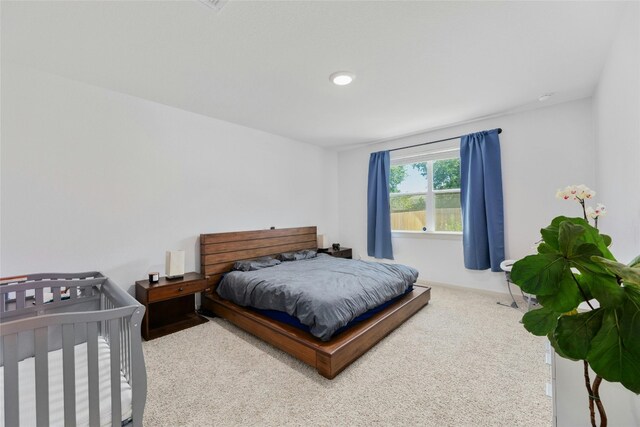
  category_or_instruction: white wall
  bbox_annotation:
[554,6,640,426]
[0,64,339,293]
[337,99,596,293]
[593,2,640,264]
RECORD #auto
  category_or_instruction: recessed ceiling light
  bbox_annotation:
[199,0,229,12]
[330,71,355,86]
[538,93,554,102]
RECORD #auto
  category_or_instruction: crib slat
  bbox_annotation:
[16,290,26,309]
[62,323,77,427]
[3,334,20,426]
[87,322,101,427]
[34,327,50,427]
[125,320,131,381]
[53,286,61,302]
[109,319,122,427]
[120,318,124,373]
[70,286,78,299]
[35,288,44,306]
[121,318,127,377]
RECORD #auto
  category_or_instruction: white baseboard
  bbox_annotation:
[419,279,512,298]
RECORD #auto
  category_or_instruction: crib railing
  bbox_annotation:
[0,272,105,320]
[0,273,147,427]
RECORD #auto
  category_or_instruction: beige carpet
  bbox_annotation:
[142,285,552,426]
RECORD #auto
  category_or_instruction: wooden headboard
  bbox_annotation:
[200,226,317,286]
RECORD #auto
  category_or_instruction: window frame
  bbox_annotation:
[389,147,462,234]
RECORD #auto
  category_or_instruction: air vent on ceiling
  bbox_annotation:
[199,0,229,13]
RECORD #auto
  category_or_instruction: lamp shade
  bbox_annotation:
[165,250,185,279]
[317,234,329,249]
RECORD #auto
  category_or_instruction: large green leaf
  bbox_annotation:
[540,228,560,251]
[592,256,640,286]
[537,270,583,312]
[548,330,578,361]
[578,271,623,308]
[574,273,594,301]
[569,243,608,275]
[629,255,640,269]
[620,286,640,360]
[587,308,640,394]
[540,217,586,250]
[539,216,574,250]
[556,223,608,276]
[542,216,614,260]
[558,221,586,258]
[555,309,604,360]
[537,242,559,255]
[511,253,567,296]
[522,306,559,336]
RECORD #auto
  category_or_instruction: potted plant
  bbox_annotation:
[510,185,639,426]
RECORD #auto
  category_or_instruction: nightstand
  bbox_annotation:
[318,247,353,259]
[135,272,212,340]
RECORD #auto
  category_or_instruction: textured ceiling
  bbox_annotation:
[1,1,626,147]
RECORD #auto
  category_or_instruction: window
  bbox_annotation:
[389,149,462,232]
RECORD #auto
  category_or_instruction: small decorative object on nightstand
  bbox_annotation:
[135,272,212,340]
[318,246,352,259]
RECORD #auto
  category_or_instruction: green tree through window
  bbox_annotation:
[389,165,407,193]
[412,158,460,190]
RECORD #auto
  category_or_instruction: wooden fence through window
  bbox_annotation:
[391,208,461,232]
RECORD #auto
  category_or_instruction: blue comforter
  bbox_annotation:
[216,254,419,341]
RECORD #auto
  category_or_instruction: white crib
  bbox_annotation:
[0,272,146,427]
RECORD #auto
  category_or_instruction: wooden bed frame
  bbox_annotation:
[200,226,431,379]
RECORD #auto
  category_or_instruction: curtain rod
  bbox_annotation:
[388,128,502,152]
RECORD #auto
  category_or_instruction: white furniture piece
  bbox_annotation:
[551,351,640,426]
[498,259,536,310]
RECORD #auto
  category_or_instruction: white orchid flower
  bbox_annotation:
[556,184,597,203]
[585,203,607,219]
[572,184,594,200]
[556,185,606,229]
[559,186,575,200]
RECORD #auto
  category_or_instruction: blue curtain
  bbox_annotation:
[460,129,505,272]
[367,151,394,259]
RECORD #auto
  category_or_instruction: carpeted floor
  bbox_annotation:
[142,285,552,426]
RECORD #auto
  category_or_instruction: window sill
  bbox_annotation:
[392,230,462,240]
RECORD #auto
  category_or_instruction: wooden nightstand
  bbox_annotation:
[135,272,212,340]
[318,247,353,259]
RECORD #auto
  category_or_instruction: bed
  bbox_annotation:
[0,272,146,427]
[200,226,431,379]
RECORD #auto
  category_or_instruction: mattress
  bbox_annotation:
[0,337,133,427]
[217,254,419,341]
[254,285,414,336]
